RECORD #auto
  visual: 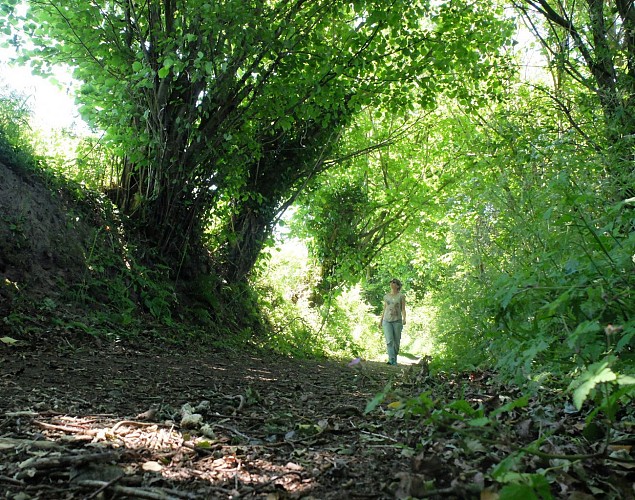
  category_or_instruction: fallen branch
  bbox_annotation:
[17,451,118,477]
[0,437,60,450]
[76,480,197,499]
[111,420,165,433]
[233,471,304,499]
[82,473,124,500]
[0,475,26,486]
[33,419,94,435]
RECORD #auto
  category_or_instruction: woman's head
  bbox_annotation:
[390,278,402,290]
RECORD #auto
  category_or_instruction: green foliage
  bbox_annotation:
[1,5,633,483]
[0,80,32,154]
[517,0,635,152]
[252,237,383,359]
[0,0,515,284]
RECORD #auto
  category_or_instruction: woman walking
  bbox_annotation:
[379,278,406,365]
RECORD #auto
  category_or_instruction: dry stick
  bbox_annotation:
[233,471,304,499]
[211,423,252,441]
[82,474,124,500]
[0,475,26,486]
[111,420,165,433]
[33,420,94,434]
[17,451,119,477]
[76,480,199,500]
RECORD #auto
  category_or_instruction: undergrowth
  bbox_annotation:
[0,122,266,348]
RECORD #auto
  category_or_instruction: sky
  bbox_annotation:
[0,48,82,131]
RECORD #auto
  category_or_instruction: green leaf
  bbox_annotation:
[364,383,391,414]
[499,483,540,500]
[467,416,490,427]
[491,453,525,480]
[0,337,19,346]
[570,360,617,410]
[496,472,552,500]
[616,330,634,353]
[491,395,530,417]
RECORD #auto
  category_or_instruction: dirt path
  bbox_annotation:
[2,336,633,499]
[1,336,417,499]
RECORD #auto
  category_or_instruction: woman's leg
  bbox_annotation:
[393,321,403,360]
[382,321,397,364]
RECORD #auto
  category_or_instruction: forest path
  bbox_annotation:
[1,336,422,499]
[1,336,633,499]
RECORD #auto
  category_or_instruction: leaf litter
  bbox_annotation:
[0,336,633,499]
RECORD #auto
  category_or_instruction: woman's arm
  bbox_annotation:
[401,295,407,325]
[379,299,386,328]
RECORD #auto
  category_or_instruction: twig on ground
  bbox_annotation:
[111,420,165,433]
[33,419,94,434]
[17,451,119,477]
[82,473,124,500]
[0,475,26,486]
[76,480,195,499]
[233,471,304,499]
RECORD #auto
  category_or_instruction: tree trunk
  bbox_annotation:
[222,204,275,283]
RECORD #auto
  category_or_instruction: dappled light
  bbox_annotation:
[2,340,634,498]
[5,413,319,498]
[1,0,634,498]
[0,341,425,498]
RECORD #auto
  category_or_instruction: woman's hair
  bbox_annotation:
[390,278,402,289]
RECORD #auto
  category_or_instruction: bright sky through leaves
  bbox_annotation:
[0,47,81,130]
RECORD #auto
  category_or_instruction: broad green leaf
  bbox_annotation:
[364,392,386,415]
[616,330,634,352]
[364,383,391,415]
[499,483,540,500]
[467,416,490,427]
[0,337,18,346]
[571,361,618,410]
[491,395,530,417]
[496,472,552,499]
[492,453,525,480]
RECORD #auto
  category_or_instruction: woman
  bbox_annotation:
[379,278,406,365]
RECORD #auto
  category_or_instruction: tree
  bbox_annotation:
[2,0,514,283]
[514,0,635,201]
[290,108,451,300]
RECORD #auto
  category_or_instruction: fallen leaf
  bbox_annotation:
[142,461,163,472]
[608,444,632,453]
[480,488,499,500]
[609,449,635,469]
[394,472,430,499]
